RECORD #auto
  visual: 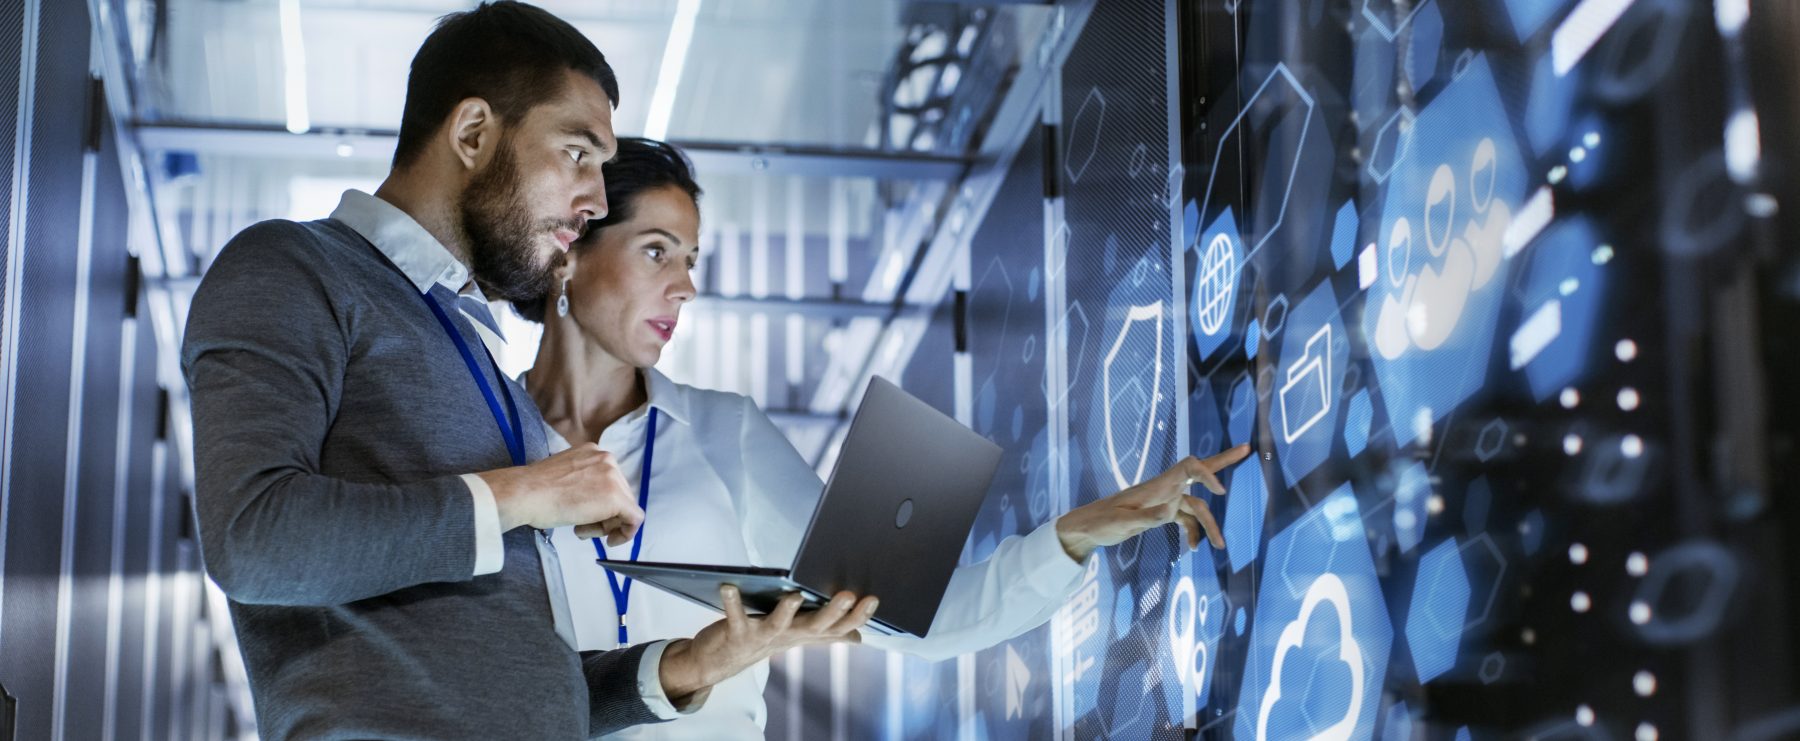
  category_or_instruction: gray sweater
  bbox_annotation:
[182,217,664,739]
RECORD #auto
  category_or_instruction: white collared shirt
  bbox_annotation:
[542,368,1087,739]
[330,189,697,720]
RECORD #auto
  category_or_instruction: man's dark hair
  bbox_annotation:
[393,1,620,170]
[515,138,703,323]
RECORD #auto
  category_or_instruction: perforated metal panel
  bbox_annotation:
[0,0,91,739]
[961,121,1057,741]
[0,0,20,315]
[1055,0,1190,738]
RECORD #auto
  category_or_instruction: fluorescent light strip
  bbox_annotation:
[1725,108,1762,183]
[828,180,849,285]
[1552,0,1638,76]
[51,147,100,741]
[786,178,805,300]
[1505,186,1556,259]
[1511,299,1563,370]
[280,0,310,134]
[643,0,702,140]
[785,179,805,387]
[1716,0,1749,37]
[101,317,138,741]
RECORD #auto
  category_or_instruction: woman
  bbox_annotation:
[515,138,1250,738]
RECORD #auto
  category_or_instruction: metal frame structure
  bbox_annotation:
[134,122,972,181]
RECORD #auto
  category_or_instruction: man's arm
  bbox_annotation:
[183,221,494,605]
[579,642,672,736]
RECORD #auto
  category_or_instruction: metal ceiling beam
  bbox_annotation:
[132,121,970,181]
[690,295,893,320]
[153,276,890,320]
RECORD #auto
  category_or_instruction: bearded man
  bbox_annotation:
[180,3,868,738]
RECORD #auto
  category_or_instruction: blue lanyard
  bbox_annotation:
[594,407,658,645]
[419,290,526,467]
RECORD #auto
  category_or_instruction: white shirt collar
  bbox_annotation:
[330,189,507,349]
[330,189,474,296]
[637,367,692,426]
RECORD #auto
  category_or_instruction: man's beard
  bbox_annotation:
[457,139,578,303]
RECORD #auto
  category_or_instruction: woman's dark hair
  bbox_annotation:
[513,137,703,323]
[393,1,621,170]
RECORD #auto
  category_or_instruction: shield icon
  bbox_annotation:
[1102,301,1164,489]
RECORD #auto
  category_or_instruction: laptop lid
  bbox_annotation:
[786,376,1003,636]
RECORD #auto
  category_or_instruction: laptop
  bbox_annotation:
[597,375,1003,637]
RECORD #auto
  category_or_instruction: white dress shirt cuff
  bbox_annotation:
[1019,520,1088,597]
[462,473,506,576]
[636,640,710,718]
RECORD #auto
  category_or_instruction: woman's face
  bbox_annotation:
[561,184,700,369]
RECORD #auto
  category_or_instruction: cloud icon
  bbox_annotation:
[1257,573,1365,741]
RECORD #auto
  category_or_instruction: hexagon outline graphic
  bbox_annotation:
[1457,533,1507,631]
[1366,108,1416,185]
[1362,0,1429,41]
[1103,301,1164,489]
[1262,293,1290,339]
[972,255,1016,420]
[1065,88,1106,184]
[1042,301,1091,406]
[1478,652,1504,684]
[1199,64,1318,268]
[1474,418,1508,461]
[1405,538,1471,683]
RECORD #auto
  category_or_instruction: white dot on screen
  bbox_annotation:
[1522,628,1537,645]
[1617,339,1638,361]
[1428,495,1445,515]
[1623,435,1645,458]
[1630,601,1653,624]
[1572,592,1592,613]
[1565,434,1584,455]
[1561,388,1581,409]
[1619,388,1641,411]
[1569,543,1589,564]
[1577,704,1596,726]
[1637,723,1659,741]
[1627,552,1649,576]
[1634,670,1657,697]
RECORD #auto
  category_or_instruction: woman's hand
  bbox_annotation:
[657,585,877,704]
[1053,444,1254,562]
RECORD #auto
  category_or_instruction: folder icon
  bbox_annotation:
[1280,324,1333,444]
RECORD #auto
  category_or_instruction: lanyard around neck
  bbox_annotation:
[594,406,658,645]
[419,290,526,467]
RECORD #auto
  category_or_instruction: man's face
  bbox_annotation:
[459,68,616,302]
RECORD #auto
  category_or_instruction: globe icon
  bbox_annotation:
[1196,232,1236,336]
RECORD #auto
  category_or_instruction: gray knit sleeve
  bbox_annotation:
[580,643,667,736]
[181,220,479,606]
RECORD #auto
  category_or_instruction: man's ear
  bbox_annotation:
[446,97,498,171]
